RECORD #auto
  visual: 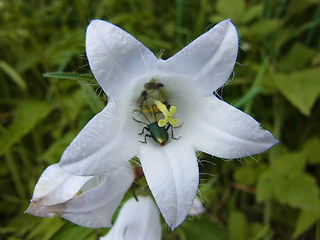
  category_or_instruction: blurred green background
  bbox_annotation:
[1,0,319,239]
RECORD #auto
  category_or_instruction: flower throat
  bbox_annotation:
[133,78,180,146]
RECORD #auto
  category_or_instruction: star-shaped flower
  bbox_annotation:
[59,19,278,229]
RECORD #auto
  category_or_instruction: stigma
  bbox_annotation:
[154,100,179,127]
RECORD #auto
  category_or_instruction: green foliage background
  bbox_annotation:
[1,0,319,239]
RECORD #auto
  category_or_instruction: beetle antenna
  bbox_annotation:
[133,108,151,123]
[132,117,148,125]
[141,111,151,123]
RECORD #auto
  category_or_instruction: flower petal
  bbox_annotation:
[86,20,159,99]
[189,95,278,158]
[100,196,161,240]
[59,101,136,176]
[29,164,92,205]
[138,140,199,230]
[26,164,133,228]
[162,19,238,95]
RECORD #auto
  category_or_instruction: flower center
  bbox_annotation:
[132,78,180,146]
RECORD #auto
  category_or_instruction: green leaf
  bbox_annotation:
[286,0,319,16]
[216,0,245,22]
[256,170,278,202]
[0,60,27,91]
[250,223,270,240]
[293,199,320,238]
[233,86,264,108]
[278,43,315,72]
[233,165,256,186]
[273,69,320,116]
[256,152,306,202]
[80,83,105,114]
[271,152,305,176]
[41,133,75,164]
[182,219,227,240]
[198,177,218,202]
[243,20,280,39]
[0,101,53,156]
[302,138,320,164]
[242,4,264,23]
[49,221,95,240]
[59,89,89,123]
[43,72,95,82]
[26,217,64,240]
[275,172,319,209]
[257,171,319,210]
[228,210,248,240]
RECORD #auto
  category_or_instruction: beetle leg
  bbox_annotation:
[139,127,149,135]
[170,125,181,140]
[139,134,152,144]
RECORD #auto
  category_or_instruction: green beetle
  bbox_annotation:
[133,118,179,146]
[140,122,169,146]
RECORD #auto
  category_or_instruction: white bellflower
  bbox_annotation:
[55,19,277,229]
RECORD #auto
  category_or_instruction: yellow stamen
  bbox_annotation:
[142,105,159,114]
[154,100,179,127]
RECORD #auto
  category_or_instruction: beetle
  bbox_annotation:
[133,118,179,146]
[140,122,169,146]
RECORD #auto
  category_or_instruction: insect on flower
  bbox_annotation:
[133,79,180,146]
